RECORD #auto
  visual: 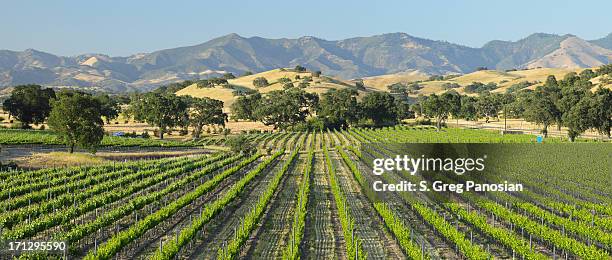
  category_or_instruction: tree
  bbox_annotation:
[460,96,478,121]
[312,70,322,77]
[95,94,121,124]
[47,91,104,153]
[563,95,594,142]
[222,72,236,79]
[2,85,55,128]
[230,93,262,121]
[591,88,612,138]
[282,82,295,89]
[252,77,269,88]
[254,88,318,130]
[188,97,227,138]
[277,77,292,85]
[127,93,189,139]
[579,69,596,80]
[317,88,359,129]
[544,75,558,87]
[355,79,365,90]
[522,87,559,137]
[359,92,397,127]
[294,65,306,72]
[242,71,254,76]
[441,91,462,126]
[497,93,516,131]
[422,94,451,131]
[475,92,501,123]
[226,135,255,154]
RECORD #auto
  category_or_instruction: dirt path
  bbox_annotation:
[302,152,346,260]
[242,153,304,259]
[330,149,405,259]
[180,155,286,259]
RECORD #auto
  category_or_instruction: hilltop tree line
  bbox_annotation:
[231,65,612,141]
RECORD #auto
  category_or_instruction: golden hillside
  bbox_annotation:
[418,68,584,95]
[176,69,370,111]
[175,67,608,111]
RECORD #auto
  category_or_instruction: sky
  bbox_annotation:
[1,0,611,56]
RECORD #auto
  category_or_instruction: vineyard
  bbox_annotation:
[0,127,610,259]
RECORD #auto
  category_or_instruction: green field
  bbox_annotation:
[0,128,610,259]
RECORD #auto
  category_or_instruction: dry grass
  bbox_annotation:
[362,70,429,91]
[176,68,369,110]
[18,152,107,168]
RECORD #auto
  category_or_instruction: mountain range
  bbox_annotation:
[0,32,610,92]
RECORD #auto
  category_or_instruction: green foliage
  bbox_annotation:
[505,81,533,93]
[187,97,227,138]
[47,91,104,153]
[294,65,306,72]
[359,92,397,127]
[317,88,359,129]
[475,92,502,123]
[2,84,56,128]
[222,72,236,79]
[311,70,322,77]
[464,82,497,94]
[153,80,195,93]
[252,77,269,88]
[226,134,255,154]
[254,88,318,130]
[94,94,121,123]
[127,93,189,139]
[230,93,262,121]
[354,79,365,90]
[428,75,444,81]
[442,82,461,90]
[277,77,292,85]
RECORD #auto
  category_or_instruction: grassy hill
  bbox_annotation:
[418,68,584,95]
[176,67,608,111]
[176,69,370,110]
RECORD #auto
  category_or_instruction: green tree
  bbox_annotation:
[579,69,596,80]
[294,65,306,72]
[475,92,501,123]
[591,88,612,138]
[94,94,121,124]
[252,77,269,88]
[2,85,55,128]
[317,88,359,129]
[355,79,365,90]
[544,75,558,87]
[422,94,450,131]
[523,87,559,137]
[127,93,189,139]
[460,96,478,121]
[226,135,255,154]
[47,91,104,153]
[563,95,594,142]
[441,91,462,126]
[359,92,397,127]
[230,93,262,121]
[312,70,322,77]
[277,77,292,85]
[222,72,236,79]
[254,88,318,130]
[188,97,227,138]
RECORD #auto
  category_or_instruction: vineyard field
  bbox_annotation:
[0,127,610,259]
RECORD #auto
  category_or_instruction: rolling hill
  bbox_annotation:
[175,69,371,110]
[1,32,611,92]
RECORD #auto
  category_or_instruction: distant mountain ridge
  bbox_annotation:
[0,32,610,92]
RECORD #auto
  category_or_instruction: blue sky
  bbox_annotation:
[2,0,611,56]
